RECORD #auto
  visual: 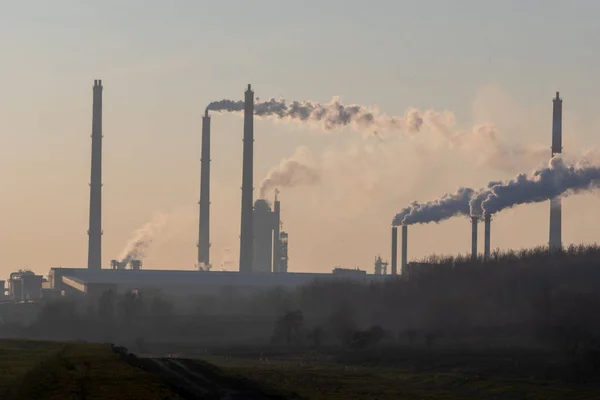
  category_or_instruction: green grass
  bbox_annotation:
[200,355,600,400]
[0,339,183,400]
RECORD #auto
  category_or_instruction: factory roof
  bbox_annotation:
[50,267,384,289]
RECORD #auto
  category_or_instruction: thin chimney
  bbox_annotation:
[391,226,398,275]
[471,216,478,262]
[484,214,491,261]
[549,91,563,252]
[401,225,408,273]
[87,79,103,270]
[239,84,254,272]
[272,190,281,273]
[197,109,211,267]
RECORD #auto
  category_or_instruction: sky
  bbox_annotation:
[2,0,600,278]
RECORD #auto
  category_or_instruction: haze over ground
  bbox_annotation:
[1,0,600,276]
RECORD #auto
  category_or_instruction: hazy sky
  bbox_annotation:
[2,0,600,278]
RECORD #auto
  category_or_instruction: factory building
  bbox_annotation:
[8,270,44,302]
[252,191,290,273]
[47,267,381,300]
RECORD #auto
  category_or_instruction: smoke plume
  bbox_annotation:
[392,188,475,226]
[207,96,546,171]
[207,97,423,136]
[118,213,169,266]
[393,157,600,227]
[475,157,600,215]
[259,146,321,198]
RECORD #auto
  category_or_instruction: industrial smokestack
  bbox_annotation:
[87,79,103,270]
[471,216,478,262]
[272,190,281,273]
[239,84,254,273]
[197,109,211,268]
[549,92,563,252]
[484,214,491,261]
[391,226,398,275]
[401,225,408,273]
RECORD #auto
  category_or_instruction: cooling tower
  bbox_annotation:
[197,109,211,267]
[87,80,103,270]
[401,225,408,273]
[391,226,398,275]
[471,216,478,262]
[549,91,563,252]
[484,214,491,261]
[239,84,254,272]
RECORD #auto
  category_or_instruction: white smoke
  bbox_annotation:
[393,156,600,226]
[207,96,547,171]
[259,146,321,198]
[475,156,600,215]
[392,188,476,226]
[118,213,169,266]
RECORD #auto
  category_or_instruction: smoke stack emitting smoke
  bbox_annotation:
[258,146,321,198]
[118,213,168,266]
[392,156,600,226]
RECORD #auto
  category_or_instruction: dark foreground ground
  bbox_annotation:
[0,339,290,399]
[3,339,600,399]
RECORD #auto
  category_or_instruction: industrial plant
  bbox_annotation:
[0,81,578,304]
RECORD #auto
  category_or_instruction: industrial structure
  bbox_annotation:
[390,225,409,275]
[8,270,43,302]
[197,109,211,268]
[401,225,408,273]
[239,84,255,273]
[374,256,388,275]
[252,192,289,273]
[391,226,398,275]
[110,259,143,270]
[484,214,491,261]
[87,80,103,270]
[471,216,478,262]
[46,267,380,299]
[549,92,563,252]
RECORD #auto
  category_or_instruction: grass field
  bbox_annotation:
[0,339,183,400]
[201,354,600,400]
[3,338,600,399]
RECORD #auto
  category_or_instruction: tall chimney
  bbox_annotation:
[401,225,408,273]
[197,109,211,268]
[549,91,563,252]
[391,226,398,275]
[484,214,491,261]
[87,79,103,270]
[239,84,254,273]
[272,190,281,273]
[471,216,478,262]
